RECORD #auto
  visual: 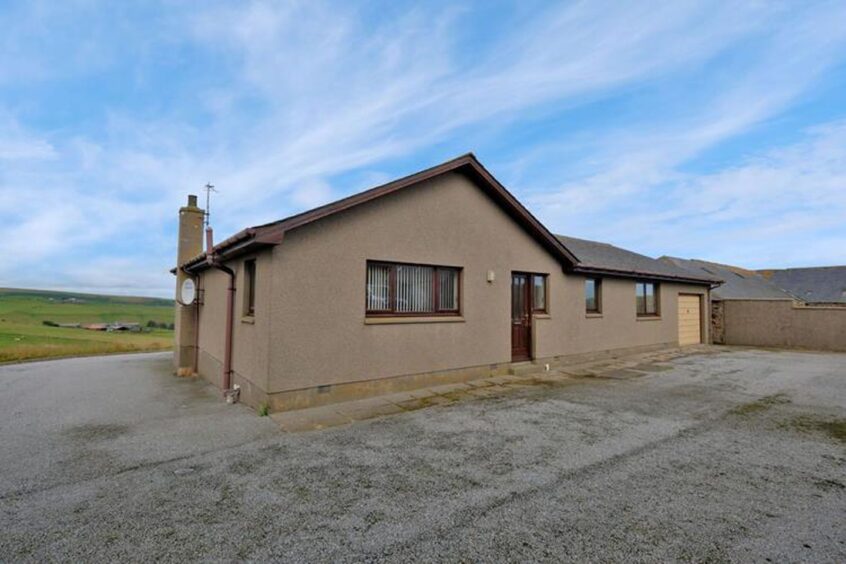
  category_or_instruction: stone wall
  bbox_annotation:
[711,300,725,345]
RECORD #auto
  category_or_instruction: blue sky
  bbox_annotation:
[2,0,845,298]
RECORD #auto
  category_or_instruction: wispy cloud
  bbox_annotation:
[527,2,846,254]
[651,120,846,267]
[1,0,845,296]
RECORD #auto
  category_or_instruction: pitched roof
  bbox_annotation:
[559,236,722,284]
[180,154,716,285]
[759,266,846,303]
[182,153,577,272]
[661,257,792,300]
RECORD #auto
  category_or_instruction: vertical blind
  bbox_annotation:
[366,263,391,311]
[366,262,460,314]
[396,264,433,313]
[438,268,458,311]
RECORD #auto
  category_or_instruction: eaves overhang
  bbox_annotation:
[176,153,580,274]
[571,265,723,287]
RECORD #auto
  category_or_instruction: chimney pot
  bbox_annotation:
[187,194,198,207]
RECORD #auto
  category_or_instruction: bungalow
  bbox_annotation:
[173,154,718,411]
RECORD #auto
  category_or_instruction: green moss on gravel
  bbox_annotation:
[783,416,846,443]
[730,393,791,416]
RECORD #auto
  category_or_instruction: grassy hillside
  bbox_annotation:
[0,288,175,363]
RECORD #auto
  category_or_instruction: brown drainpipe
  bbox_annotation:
[205,227,237,395]
[192,274,202,374]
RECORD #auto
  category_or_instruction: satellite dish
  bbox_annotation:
[179,278,196,305]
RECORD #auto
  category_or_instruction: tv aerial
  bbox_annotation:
[203,182,217,228]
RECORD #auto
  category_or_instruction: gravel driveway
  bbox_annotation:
[1,349,844,562]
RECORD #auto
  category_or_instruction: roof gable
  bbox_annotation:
[179,154,716,286]
[183,154,578,271]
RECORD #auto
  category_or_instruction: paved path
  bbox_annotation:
[1,349,844,562]
[271,346,706,431]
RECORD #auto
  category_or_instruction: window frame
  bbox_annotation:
[585,277,602,314]
[531,274,548,314]
[365,260,462,317]
[635,281,660,317]
[243,259,257,317]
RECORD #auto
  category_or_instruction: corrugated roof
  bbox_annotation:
[558,236,722,284]
[759,266,846,303]
[661,257,792,300]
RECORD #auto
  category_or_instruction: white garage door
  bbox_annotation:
[678,294,701,346]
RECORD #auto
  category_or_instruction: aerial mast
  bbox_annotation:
[203,182,217,229]
[203,182,217,252]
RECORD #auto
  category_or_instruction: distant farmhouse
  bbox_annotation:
[78,322,141,332]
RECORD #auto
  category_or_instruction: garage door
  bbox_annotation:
[678,294,701,346]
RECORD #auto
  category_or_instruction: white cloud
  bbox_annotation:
[0,115,57,160]
[183,0,771,221]
[2,0,846,296]
[572,121,846,268]
[525,2,846,263]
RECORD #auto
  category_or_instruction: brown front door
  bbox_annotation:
[511,273,531,361]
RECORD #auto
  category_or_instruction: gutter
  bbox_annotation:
[571,265,722,286]
[181,228,269,275]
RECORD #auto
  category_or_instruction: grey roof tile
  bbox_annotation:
[556,236,720,283]
[760,267,846,303]
[661,257,792,300]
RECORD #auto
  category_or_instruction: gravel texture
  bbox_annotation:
[1,349,844,562]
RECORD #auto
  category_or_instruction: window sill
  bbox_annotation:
[585,312,603,318]
[365,316,465,325]
[636,315,661,321]
[533,313,551,319]
[241,316,255,324]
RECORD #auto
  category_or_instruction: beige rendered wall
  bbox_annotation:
[723,299,846,352]
[196,253,273,404]
[258,171,710,395]
[533,278,709,362]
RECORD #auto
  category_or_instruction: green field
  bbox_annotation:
[0,288,175,363]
